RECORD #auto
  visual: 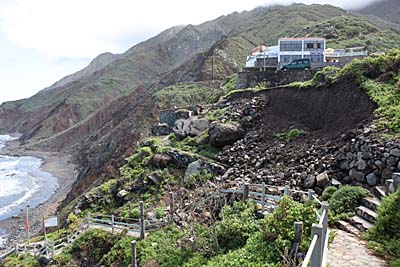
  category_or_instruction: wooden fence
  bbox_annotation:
[3,201,169,265]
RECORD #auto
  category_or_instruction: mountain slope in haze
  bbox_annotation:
[357,0,400,26]
[45,52,121,90]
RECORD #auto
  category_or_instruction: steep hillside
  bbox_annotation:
[162,4,400,85]
[6,51,400,267]
[1,3,400,221]
[357,0,400,26]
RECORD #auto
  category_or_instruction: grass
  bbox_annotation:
[275,128,306,141]
[154,83,219,109]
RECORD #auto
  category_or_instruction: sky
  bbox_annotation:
[0,0,382,104]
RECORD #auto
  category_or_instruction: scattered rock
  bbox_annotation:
[304,175,316,188]
[390,148,400,157]
[117,190,128,198]
[152,123,172,136]
[147,172,163,185]
[316,172,330,187]
[366,172,379,186]
[331,178,342,187]
[209,122,245,147]
[151,154,172,169]
[184,160,203,183]
[173,118,210,139]
[350,169,365,182]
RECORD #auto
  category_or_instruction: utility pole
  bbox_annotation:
[25,205,30,244]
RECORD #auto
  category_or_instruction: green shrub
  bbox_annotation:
[216,201,259,252]
[366,188,400,266]
[3,254,39,267]
[154,206,167,219]
[329,186,369,220]
[70,229,117,267]
[137,226,191,267]
[102,235,135,267]
[321,186,338,201]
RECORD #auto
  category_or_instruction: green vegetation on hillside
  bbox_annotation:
[339,50,400,135]
[154,83,217,109]
[4,198,316,267]
[365,188,400,267]
[299,15,400,51]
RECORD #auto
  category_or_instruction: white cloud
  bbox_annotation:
[1,0,382,59]
[0,0,384,103]
[0,0,271,58]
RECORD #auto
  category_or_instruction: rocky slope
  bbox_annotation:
[1,3,400,215]
[357,0,400,26]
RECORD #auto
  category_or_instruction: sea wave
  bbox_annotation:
[0,136,59,222]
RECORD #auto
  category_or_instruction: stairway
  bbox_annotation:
[338,184,391,235]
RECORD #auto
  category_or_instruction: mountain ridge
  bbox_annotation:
[1,3,400,208]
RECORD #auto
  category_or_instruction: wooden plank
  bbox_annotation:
[220,189,241,194]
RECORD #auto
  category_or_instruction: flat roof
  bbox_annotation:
[279,37,326,41]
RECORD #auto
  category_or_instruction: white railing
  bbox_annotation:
[302,202,329,267]
[326,51,368,58]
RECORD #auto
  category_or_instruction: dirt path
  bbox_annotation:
[328,229,387,267]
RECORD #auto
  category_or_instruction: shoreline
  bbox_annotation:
[0,137,77,252]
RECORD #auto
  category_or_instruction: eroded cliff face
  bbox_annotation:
[61,86,158,207]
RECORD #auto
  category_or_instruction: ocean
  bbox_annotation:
[0,135,58,244]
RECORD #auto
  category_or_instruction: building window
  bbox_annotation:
[280,41,302,51]
[304,40,324,50]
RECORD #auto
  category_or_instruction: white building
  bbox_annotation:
[246,45,279,68]
[278,37,326,64]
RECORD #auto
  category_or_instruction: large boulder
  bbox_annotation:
[173,118,210,139]
[209,122,245,147]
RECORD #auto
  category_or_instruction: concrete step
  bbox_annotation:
[373,186,387,200]
[360,196,381,212]
[356,206,377,224]
[349,215,374,232]
[337,220,361,236]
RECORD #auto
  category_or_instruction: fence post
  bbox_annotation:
[50,240,55,259]
[243,183,249,201]
[87,212,91,228]
[308,189,313,203]
[111,215,115,234]
[294,222,303,243]
[321,202,329,250]
[261,182,266,212]
[169,192,174,224]
[131,240,137,267]
[311,223,323,267]
[14,243,18,255]
[284,185,289,196]
[140,201,145,240]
